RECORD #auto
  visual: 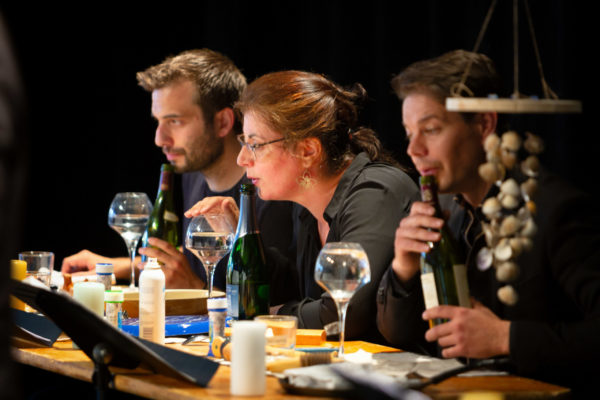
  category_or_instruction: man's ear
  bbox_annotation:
[296,137,323,168]
[213,108,235,138]
[478,111,498,142]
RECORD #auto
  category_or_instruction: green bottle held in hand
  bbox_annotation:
[419,175,470,328]
[141,164,180,262]
[226,183,270,320]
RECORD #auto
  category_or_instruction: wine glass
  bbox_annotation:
[108,192,153,290]
[314,242,371,357]
[185,213,234,298]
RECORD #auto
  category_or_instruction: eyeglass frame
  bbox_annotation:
[236,134,286,159]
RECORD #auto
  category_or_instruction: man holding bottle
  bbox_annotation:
[376,50,600,395]
[62,49,295,292]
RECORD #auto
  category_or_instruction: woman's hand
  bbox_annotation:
[184,196,239,231]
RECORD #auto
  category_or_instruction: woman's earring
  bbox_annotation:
[297,169,315,189]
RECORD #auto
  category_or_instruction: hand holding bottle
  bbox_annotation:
[391,201,445,283]
[138,237,206,289]
[422,299,510,359]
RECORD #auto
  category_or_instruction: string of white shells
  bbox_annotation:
[478,130,543,306]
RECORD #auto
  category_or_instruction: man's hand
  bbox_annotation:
[138,237,206,289]
[61,250,113,274]
[422,300,510,359]
[392,201,444,282]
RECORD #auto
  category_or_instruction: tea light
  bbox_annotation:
[230,321,266,396]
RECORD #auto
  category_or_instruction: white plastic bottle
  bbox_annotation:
[138,257,165,344]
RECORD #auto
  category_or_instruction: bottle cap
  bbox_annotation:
[207,297,227,310]
[104,290,124,303]
[96,263,114,274]
[145,258,161,269]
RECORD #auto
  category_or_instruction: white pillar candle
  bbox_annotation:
[230,321,266,396]
[73,282,105,316]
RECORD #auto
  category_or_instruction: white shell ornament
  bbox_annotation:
[498,285,519,306]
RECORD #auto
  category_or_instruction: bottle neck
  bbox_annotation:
[235,192,259,237]
[420,177,444,219]
[159,169,173,193]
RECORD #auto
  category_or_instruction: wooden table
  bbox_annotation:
[13,339,570,399]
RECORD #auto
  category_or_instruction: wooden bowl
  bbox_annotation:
[121,288,225,318]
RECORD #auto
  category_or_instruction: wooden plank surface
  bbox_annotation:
[13,339,570,400]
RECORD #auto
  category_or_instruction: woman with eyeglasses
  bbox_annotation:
[186,70,419,342]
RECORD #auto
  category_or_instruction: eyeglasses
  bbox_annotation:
[236,134,286,160]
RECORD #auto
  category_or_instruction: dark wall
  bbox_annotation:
[0,1,593,265]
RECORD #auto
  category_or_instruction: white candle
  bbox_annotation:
[230,321,266,396]
[73,282,105,316]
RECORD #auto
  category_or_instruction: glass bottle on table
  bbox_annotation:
[226,183,270,320]
[419,175,470,328]
[141,163,180,263]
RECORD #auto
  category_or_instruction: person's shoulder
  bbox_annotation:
[358,160,419,192]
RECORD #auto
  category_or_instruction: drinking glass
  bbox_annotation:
[314,242,371,357]
[108,192,152,290]
[185,213,234,298]
[18,251,54,287]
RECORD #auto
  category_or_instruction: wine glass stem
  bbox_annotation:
[336,300,350,357]
[206,264,215,298]
[128,245,137,288]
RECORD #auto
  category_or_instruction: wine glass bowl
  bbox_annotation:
[108,192,153,290]
[185,213,234,298]
[314,242,371,357]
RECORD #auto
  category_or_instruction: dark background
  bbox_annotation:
[0,1,594,266]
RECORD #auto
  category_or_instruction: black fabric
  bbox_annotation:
[181,172,296,297]
[276,153,420,343]
[376,169,600,393]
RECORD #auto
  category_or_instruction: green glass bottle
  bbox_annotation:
[419,175,470,328]
[141,164,180,262]
[226,184,270,320]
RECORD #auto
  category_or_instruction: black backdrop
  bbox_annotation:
[0,1,594,266]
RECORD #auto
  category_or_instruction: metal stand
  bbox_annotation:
[92,343,114,400]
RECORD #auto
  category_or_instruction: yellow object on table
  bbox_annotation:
[10,260,27,311]
[224,327,326,346]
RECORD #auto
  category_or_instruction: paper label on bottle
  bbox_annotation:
[226,284,239,318]
[420,271,439,309]
[453,264,471,308]
[163,210,179,222]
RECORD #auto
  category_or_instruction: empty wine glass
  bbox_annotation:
[314,242,371,357]
[185,213,234,298]
[108,192,152,290]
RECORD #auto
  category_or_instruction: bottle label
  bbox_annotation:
[452,264,471,308]
[420,271,439,309]
[163,210,179,222]
[226,284,239,318]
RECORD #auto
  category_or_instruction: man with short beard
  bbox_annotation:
[62,49,295,294]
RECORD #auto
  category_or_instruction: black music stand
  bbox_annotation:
[10,279,219,399]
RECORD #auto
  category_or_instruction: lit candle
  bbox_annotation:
[230,321,266,396]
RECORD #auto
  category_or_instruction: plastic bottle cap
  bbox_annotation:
[96,263,114,273]
[145,258,160,269]
[207,297,227,310]
[104,290,124,302]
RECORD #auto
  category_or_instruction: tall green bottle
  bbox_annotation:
[419,175,470,328]
[226,184,270,320]
[141,164,180,262]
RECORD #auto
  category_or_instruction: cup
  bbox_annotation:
[18,251,54,287]
[254,315,297,349]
